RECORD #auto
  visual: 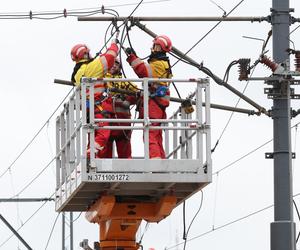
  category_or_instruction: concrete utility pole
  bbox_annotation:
[270,0,296,250]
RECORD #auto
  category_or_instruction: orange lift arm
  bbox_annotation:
[85,195,177,250]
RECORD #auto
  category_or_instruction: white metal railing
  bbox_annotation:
[55,77,211,191]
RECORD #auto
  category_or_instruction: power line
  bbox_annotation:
[11,156,56,198]
[0,193,54,248]
[166,192,300,250]
[165,203,273,250]
[0,88,73,180]
[165,119,300,248]
[2,0,146,203]
[171,0,245,68]
[167,120,300,249]
[0,0,170,20]
[212,120,300,175]
[44,212,61,250]
[211,65,257,153]
[183,190,204,250]
[213,138,272,175]
[72,212,82,223]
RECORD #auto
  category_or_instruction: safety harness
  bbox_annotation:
[71,59,94,83]
[146,52,172,111]
[72,58,111,117]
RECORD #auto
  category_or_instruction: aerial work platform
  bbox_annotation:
[55,77,212,212]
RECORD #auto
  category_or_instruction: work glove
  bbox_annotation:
[125,47,136,55]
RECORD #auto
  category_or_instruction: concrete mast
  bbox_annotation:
[270,0,296,249]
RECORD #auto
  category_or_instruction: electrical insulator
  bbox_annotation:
[260,55,284,74]
[286,48,300,72]
[295,51,300,72]
[238,58,250,81]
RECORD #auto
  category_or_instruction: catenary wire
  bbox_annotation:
[0,87,74,180]
[0,193,55,248]
[4,0,145,202]
[8,168,23,234]
[165,202,273,250]
[170,0,245,69]
[10,155,56,198]
[166,192,300,250]
[182,201,187,241]
[46,121,56,177]
[290,24,300,35]
[138,222,150,246]
[162,0,245,99]
[72,212,82,223]
[211,64,257,153]
[5,0,145,201]
[213,120,300,175]
[182,190,204,250]
[293,199,300,243]
[0,0,169,19]
[213,138,272,175]
[212,172,219,229]
[44,212,61,249]
[164,120,300,249]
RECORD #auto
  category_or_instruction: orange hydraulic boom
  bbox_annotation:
[85,195,177,250]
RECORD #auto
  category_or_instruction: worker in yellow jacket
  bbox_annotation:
[103,58,138,158]
[70,40,119,158]
[126,35,172,159]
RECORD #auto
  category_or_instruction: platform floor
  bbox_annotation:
[55,159,211,212]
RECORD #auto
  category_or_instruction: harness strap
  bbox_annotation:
[71,59,94,82]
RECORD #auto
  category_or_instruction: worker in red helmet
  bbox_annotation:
[103,58,138,158]
[70,39,119,158]
[125,35,173,159]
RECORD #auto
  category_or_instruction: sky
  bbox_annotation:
[0,0,300,249]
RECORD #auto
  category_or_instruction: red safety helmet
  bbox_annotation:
[153,35,172,52]
[71,44,90,62]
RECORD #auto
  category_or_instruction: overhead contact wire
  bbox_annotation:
[0,193,55,248]
[171,0,245,69]
[211,65,257,153]
[0,88,73,180]
[11,156,56,198]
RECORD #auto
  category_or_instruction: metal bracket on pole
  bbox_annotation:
[264,77,300,99]
[265,152,296,159]
[264,87,298,99]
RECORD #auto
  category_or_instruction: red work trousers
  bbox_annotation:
[89,115,132,158]
[148,123,166,159]
[104,128,132,158]
[140,99,167,159]
[89,112,111,158]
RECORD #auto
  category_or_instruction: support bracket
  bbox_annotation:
[265,152,296,159]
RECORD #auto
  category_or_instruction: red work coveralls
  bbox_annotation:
[127,54,171,158]
[102,74,137,158]
[72,42,119,158]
